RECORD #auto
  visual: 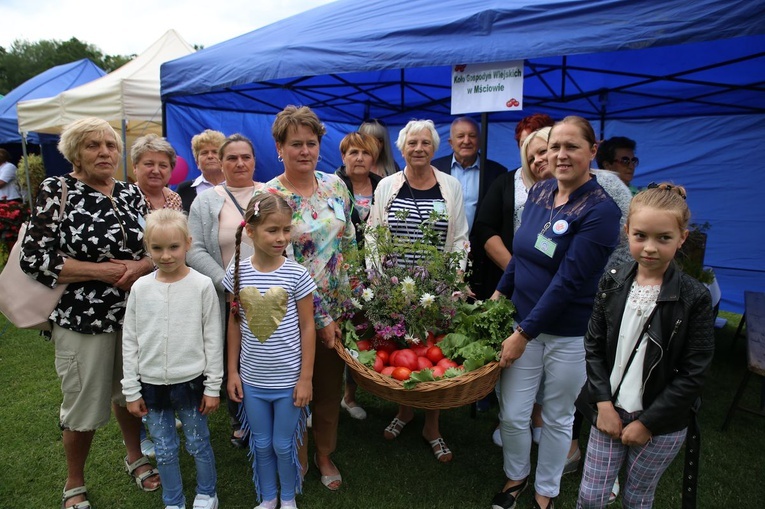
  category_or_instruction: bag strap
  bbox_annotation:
[58,176,68,218]
[611,304,660,403]
[221,184,245,217]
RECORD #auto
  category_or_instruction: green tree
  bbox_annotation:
[0,37,134,94]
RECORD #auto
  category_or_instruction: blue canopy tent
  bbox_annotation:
[161,0,765,312]
[0,59,106,144]
[0,59,106,184]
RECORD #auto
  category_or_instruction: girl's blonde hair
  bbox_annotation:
[143,209,190,247]
[628,182,690,230]
[230,192,294,320]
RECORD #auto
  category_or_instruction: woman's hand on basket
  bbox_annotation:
[317,320,341,349]
[499,330,528,368]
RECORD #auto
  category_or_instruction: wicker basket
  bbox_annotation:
[335,341,501,410]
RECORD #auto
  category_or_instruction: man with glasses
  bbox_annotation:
[596,136,640,195]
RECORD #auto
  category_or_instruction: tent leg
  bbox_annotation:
[20,133,33,205]
[121,119,129,182]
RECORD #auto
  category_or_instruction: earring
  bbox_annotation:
[317,154,323,163]
[278,155,283,162]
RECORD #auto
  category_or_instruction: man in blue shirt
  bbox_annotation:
[432,117,507,233]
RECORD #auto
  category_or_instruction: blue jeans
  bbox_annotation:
[241,384,303,502]
[144,380,217,508]
[499,333,586,498]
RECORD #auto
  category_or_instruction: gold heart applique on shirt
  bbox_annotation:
[240,286,288,343]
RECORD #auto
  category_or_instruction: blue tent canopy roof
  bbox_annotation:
[0,59,106,144]
[159,0,765,312]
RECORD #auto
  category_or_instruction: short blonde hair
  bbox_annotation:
[131,134,177,169]
[520,127,552,184]
[395,119,440,153]
[58,118,123,167]
[143,208,190,247]
[191,129,226,161]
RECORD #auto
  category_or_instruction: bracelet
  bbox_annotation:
[515,324,533,341]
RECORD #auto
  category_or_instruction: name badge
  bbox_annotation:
[328,198,346,222]
[534,234,557,258]
[137,215,146,230]
[552,219,569,235]
[433,200,447,215]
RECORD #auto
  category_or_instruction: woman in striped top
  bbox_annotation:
[224,193,317,509]
[367,119,469,463]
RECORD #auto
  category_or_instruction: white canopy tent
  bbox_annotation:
[16,30,194,179]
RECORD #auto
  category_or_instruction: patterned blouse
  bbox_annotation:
[20,175,149,334]
[264,172,356,329]
[141,186,183,212]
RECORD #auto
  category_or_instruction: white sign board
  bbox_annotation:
[451,61,524,115]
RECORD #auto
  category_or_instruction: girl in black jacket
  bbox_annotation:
[576,183,714,509]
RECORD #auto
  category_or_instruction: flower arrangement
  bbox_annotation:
[0,199,29,266]
[347,208,470,345]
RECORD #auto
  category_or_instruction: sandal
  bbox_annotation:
[61,486,91,509]
[491,478,528,509]
[124,455,161,492]
[531,494,555,509]
[383,417,409,440]
[313,453,342,491]
[230,428,248,449]
[424,436,453,463]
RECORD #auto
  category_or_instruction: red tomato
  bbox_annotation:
[426,346,445,364]
[417,356,434,370]
[394,349,419,371]
[373,356,384,373]
[437,358,458,370]
[376,350,390,365]
[392,367,412,381]
[389,350,400,366]
[356,339,372,351]
[432,365,446,378]
[411,344,429,357]
[381,366,396,377]
[426,331,436,347]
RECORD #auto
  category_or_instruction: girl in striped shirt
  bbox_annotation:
[224,193,316,509]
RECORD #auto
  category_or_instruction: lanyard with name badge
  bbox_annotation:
[534,193,569,258]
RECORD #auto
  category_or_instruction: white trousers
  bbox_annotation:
[499,333,586,498]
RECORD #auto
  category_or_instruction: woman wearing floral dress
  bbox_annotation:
[264,105,356,491]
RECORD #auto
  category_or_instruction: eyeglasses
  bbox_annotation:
[616,156,640,167]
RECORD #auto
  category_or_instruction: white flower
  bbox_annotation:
[350,297,362,309]
[405,334,420,345]
[420,293,435,308]
[401,276,416,295]
[362,288,375,302]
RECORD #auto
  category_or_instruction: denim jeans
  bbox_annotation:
[143,380,217,508]
[499,333,586,498]
[242,384,303,502]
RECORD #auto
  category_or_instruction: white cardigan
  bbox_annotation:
[367,167,469,270]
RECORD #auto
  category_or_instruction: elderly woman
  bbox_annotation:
[335,131,382,419]
[187,133,264,448]
[368,119,469,463]
[177,129,226,212]
[490,116,621,509]
[263,105,356,491]
[359,118,400,177]
[131,134,183,212]
[20,118,159,509]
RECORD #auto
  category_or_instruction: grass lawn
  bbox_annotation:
[0,311,763,508]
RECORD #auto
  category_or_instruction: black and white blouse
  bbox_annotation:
[21,175,148,334]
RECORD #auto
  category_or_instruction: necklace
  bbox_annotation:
[283,173,318,219]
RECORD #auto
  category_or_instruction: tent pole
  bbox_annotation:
[121,119,128,182]
[20,132,33,205]
[480,112,488,203]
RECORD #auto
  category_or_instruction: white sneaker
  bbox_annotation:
[192,494,218,509]
[280,499,298,509]
[492,426,502,447]
[340,398,367,420]
[608,478,620,505]
[165,506,185,509]
[140,437,156,458]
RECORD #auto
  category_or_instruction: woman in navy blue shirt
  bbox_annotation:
[491,117,621,509]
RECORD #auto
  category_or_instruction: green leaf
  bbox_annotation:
[403,368,436,389]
